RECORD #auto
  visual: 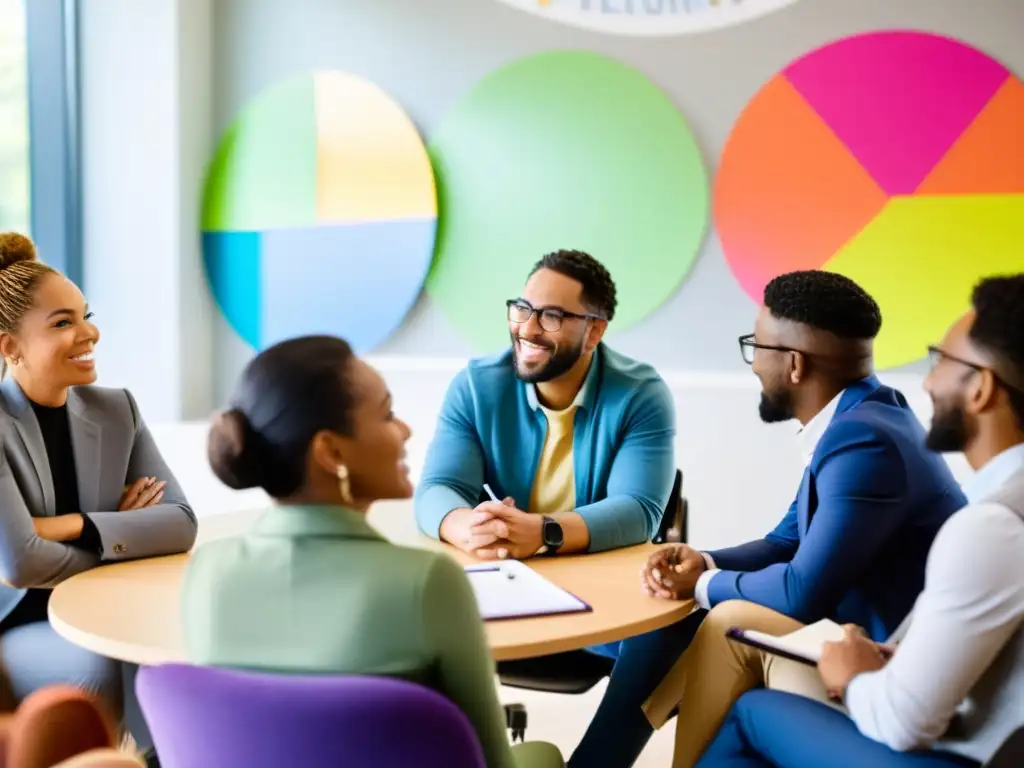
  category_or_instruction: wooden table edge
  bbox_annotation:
[47,603,187,667]
[490,600,697,661]
[47,508,696,665]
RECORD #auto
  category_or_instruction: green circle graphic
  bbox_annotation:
[427,50,709,352]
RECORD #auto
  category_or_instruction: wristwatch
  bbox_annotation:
[540,516,564,555]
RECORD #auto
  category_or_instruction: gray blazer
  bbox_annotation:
[0,377,197,621]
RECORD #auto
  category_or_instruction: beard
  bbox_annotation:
[758,389,795,423]
[926,396,972,453]
[512,334,584,384]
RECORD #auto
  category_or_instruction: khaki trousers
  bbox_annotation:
[643,600,839,768]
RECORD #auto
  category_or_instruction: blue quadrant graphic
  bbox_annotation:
[204,219,436,352]
[203,231,261,347]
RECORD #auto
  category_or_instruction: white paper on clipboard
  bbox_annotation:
[731,619,846,663]
[464,560,590,621]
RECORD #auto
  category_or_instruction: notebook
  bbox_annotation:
[464,561,592,621]
[726,618,846,666]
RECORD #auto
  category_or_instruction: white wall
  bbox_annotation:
[152,364,972,550]
[79,0,215,423]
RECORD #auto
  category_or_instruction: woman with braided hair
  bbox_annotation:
[0,233,196,729]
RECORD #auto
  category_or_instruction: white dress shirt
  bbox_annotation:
[844,444,1024,759]
[962,442,1024,505]
[693,392,845,609]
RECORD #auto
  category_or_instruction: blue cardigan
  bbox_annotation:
[706,377,967,641]
[414,344,676,552]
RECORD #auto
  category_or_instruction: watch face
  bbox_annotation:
[543,518,565,549]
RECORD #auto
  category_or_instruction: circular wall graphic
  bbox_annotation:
[716,31,1024,368]
[428,50,708,352]
[492,0,800,37]
[201,71,437,352]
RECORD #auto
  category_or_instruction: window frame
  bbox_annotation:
[25,0,81,285]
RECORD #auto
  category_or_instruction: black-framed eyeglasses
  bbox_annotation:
[927,345,1024,395]
[926,346,984,374]
[738,334,803,365]
[507,299,603,333]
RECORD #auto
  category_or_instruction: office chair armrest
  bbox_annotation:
[653,470,688,544]
[654,497,688,544]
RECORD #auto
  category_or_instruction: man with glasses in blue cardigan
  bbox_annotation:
[416,250,701,759]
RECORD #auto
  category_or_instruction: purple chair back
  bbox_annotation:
[136,664,486,768]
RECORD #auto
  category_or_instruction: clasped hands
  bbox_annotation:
[640,544,707,601]
[32,476,166,542]
[640,547,894,695]
[445,498,544,560]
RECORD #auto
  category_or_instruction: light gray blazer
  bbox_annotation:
[0,377,197,621]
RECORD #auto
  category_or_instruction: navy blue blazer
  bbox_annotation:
[707,376,965,641]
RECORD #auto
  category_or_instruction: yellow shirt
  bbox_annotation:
[529,401,579,516]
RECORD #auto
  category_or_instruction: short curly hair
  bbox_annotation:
[529,250,618,321]
[969,274,1024,429]
[764,270,881,340]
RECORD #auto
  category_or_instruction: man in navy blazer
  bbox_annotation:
[570,271,966,768]
[689,375,959,637]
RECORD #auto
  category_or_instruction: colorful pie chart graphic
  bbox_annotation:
[201,71,437,352]
[716,31,1024,368]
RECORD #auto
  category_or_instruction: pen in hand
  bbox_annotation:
[481,483,509,560]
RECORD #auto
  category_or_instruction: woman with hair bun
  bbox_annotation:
[184,335,563,768]
[0,234,197,719]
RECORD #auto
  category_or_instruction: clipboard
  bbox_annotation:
[726,627,819,666]
[725,618,848,667]
[464,561,592,621]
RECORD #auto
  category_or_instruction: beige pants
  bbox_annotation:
[643,601,838,768]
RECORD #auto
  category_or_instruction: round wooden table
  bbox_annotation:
[48,501,694,664]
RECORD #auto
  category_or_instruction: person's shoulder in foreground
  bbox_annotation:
[184,509,449,658]
[184,334,563,768]
[187,528,563,768]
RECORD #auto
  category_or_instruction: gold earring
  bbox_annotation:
[336,463,353,506]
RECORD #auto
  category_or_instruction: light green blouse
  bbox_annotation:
[181,504,562,768]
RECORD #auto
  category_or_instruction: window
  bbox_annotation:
[24,0,81,282]
[0,0,29,234]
